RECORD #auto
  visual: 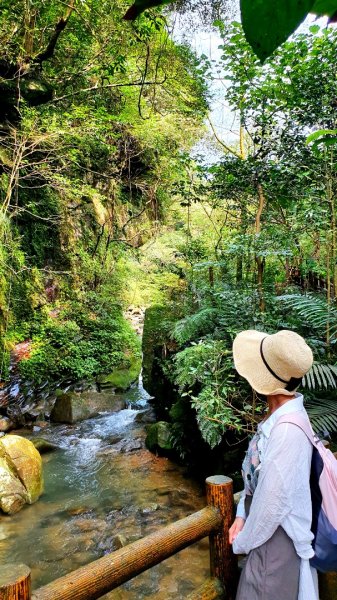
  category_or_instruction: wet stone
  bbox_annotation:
[0,417,15,432]
[168,489,195,510]
[139,502,159,515]
[67,506,92,517]
[117,438,144,453]
[111,534,127,549]
[30,438,60,454]
[73,518,106,532]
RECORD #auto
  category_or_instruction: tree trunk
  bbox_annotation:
[255,182,265,312]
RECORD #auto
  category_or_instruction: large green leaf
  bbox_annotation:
[240,0,316,61]
[312,0,337,16]
[306,129,337,144]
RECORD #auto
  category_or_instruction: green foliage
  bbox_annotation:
[306,398,337,433]
[304,362,337,390]
[0,0,208,390]
[278,294,337,342]
[123,0,337,61]
[18,302,141,384]
[172,308,218,345]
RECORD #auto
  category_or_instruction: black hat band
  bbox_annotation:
[260,337,302,392]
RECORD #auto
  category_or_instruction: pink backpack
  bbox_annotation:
[278,412,337,572]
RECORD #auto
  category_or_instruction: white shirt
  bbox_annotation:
[233,394,319,600]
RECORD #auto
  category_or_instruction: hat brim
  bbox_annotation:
[232,330,296,396]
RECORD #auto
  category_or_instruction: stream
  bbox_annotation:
[0,379,210,599]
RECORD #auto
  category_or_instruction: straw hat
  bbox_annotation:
[232,330,313,396]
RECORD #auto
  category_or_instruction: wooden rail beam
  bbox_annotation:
[32,506,222,600]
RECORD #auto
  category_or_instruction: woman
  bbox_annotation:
[229,329,318,600]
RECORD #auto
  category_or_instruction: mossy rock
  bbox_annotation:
[97,356,142,391]
[31,438,60,454]
[145,421,173,452]
[0,435,43,513]
[50,392,98,424]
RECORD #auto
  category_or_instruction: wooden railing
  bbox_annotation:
[0,476,237,600]
[2,474,335,600]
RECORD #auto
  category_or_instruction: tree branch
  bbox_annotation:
[51,77,167,104]
[35,1,75,64]
[207,117,242,159]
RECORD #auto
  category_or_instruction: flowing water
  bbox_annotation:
[0,381,210,598]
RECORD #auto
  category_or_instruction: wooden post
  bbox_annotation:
[206,475,237,600]
[0,564,31,600]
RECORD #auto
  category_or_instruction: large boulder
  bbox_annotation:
[50,392,98,424]
[80,391,125,413]
[50,390,126,424]
[0,435,43,514]
[145,421,173,453]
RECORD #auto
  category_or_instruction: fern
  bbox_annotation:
[306,398,337,434]
[278,294,337,339]
[302,362,337,390]
[172,308,218,344]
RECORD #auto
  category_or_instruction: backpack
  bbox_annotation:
[278,412,337,573]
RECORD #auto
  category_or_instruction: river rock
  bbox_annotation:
[50,392,98,424]
[134,407,156,424]
[118,438,144,453]
[0,454,27,514]
[112,533,127,549]
[31,438,60,454]
[0,435,43,514]
[145,421,173,452]
[0,417,14,432]
[80,391,125,413]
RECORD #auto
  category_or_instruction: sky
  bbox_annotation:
[171,6,329,165]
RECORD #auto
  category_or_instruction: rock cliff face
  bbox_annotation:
[0,435,43,514]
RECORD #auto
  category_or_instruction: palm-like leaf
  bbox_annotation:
[278,294,337,339]
[302,362,337,390]
[306,398,337,434]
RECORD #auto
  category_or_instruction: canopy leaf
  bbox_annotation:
[240,0,315,61]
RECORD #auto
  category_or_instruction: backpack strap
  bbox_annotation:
[277,412,317,447]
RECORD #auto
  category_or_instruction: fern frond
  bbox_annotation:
[278,294,337,338]
[306,398,337,433]
[302,362,337,390]
[172,308,218,344]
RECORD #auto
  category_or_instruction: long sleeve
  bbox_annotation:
[236,490,247,519]
[232,422,312,556]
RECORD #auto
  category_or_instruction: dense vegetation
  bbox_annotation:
[141,22,337,462]
[0,0,207,388]
[1,1,337,470]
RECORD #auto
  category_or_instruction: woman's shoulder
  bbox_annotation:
[270,413,313,450]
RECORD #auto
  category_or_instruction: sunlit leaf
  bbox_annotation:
[306,129,337,144]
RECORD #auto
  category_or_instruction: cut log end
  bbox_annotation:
[0,564,31,599]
